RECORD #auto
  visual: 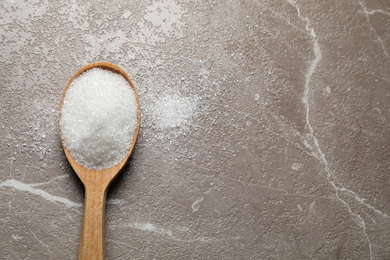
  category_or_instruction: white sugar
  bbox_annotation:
[150,93,197,130]
[60,68,138,170]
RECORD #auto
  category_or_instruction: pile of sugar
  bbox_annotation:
[60,68,138,170]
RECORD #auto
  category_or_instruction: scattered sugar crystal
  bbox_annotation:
[60,68,138,170]
[150,93,197,130]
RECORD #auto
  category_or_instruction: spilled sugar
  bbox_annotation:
[150,93,197,131]
[140,87,200,144]
[60,68,138,170]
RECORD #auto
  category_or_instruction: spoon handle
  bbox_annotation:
[78,185,107,260]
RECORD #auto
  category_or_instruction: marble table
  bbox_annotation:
[1,0,389,259]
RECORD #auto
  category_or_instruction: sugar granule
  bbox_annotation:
[60,68,138,170]
[150,93,197,130]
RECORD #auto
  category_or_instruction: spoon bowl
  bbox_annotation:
[59,62,140,260]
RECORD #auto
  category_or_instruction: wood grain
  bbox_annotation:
[59,62,140,260]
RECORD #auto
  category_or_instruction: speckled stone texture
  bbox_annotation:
[1,0,389,259]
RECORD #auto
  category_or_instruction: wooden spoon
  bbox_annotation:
[58,62,141,260]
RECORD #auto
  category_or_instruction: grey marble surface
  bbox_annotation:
[1,0,389,259]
